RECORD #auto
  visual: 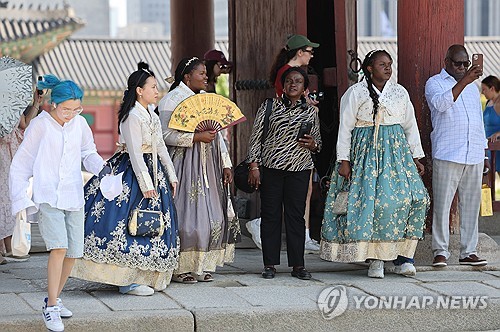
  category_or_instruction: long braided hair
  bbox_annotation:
[361,49,392,121]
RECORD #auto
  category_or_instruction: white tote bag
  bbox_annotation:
[12,210,31,257]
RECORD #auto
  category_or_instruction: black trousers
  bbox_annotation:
[260,167,310,267]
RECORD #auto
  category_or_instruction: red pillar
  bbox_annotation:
[170,0,215,72]
[398,0,464,231]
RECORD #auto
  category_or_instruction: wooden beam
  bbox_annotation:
[170,0,215,71]
[398,0,464,232]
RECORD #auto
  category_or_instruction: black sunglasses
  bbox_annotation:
[303,49,314,55]
[449,58,471,68]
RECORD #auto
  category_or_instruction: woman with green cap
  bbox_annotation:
[269,34,319,98]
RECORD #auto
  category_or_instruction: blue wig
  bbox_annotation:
[37,74,83,105]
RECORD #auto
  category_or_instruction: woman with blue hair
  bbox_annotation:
[9,74,109,332]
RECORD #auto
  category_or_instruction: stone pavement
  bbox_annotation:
[1,242,500,332]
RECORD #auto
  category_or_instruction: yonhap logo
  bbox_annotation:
[317,286,488,319]
[317,285,348,319]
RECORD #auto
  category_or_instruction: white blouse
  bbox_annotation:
[9,111,105,215]
[336,80,425,161]
[119,102,177,192]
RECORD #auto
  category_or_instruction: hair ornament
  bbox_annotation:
[180,57,199,76]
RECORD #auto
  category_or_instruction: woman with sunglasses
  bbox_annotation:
[203,49,233,94]
[321,50,429,279]
[158,57,239,284]
[269,34,319,98]
[72,62,180,296]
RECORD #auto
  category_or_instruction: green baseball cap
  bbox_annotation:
[286,34,320,50]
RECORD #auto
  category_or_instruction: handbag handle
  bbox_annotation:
[151,126,158,189]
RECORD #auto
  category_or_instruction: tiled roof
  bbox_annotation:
[33,36,497,94]
[32,38,230,94]
[357,37,500,82]
[0,0,84,43]
[0,16,83,42]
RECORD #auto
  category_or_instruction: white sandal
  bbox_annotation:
[193,272,214,282]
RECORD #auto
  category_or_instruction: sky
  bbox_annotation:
[109,0,127,27]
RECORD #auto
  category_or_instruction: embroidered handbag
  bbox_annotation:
[127,125,165,237]
[128,197,165,237]
[331,178,349,215]
[331,191,349,215]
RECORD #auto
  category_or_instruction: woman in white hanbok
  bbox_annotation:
[72,63,180,295]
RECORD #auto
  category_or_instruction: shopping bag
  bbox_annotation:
[480,184,493,217]
[12,210,31,256]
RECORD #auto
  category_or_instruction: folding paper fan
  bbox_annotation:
[169,93,246,132]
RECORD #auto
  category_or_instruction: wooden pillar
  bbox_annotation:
[170,0,214,72]
[398,0,464,232]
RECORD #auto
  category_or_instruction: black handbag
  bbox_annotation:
[234,98,273,193]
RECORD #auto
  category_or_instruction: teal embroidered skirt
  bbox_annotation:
[321,124,429,262]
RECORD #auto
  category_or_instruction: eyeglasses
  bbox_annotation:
[303,49,314,55]
[61,107,83,117]
[449,58,471,68]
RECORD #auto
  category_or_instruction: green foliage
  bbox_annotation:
[215,74,230,98]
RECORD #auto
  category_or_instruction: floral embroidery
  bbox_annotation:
[115,182,130,207]
[188,177,205,203]
[210,219,223,247]
[90,199,106,223]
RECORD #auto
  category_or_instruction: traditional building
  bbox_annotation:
[32,38,230,158]
[0,1,83,63]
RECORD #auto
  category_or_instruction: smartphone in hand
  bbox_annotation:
[37,76,44,96]
[296,122,313,141]
[472,54,483,69]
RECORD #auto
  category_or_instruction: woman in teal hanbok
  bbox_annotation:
[321,50,429,278]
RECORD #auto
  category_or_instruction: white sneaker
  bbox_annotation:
[126,285,154,296]
[42,305,64,332]
[45,297,72,318]
[245,218,262,249]
[57,298,73,318]
[368,260,384,278]
[304,239,320,253]
[394,262,416,276]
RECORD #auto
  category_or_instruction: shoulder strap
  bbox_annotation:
[261,98,273,146]
[151,127,158,189]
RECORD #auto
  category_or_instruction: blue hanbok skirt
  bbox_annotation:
[71,151,180,290]
[321,124,429,263]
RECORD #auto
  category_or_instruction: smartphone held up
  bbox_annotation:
[37,76,43,96]
[472,54,483,69]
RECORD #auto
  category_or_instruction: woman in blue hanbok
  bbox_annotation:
[72,63,179,295]
[321,50,429,279]
[481,76,500,175]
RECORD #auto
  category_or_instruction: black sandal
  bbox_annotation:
[261,266,276,279]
